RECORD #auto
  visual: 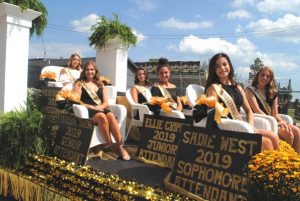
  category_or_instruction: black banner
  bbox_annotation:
[40,86,63,125]
[169,126,262,201]
[136,114,191,169]
[52,114,94,166]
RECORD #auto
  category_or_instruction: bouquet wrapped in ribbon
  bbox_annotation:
[39,71,56,81]
[55,90,83,110]
[193,94,229,124]
[148,96,174,115]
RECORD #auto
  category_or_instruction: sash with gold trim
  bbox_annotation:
[64,68,78,82]
[82,82,102,105]
[212,84,242,120]
[134,85,147,101]
[153,83,177,109]
[247,86,272,115]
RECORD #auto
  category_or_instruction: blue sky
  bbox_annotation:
[29,0,300,98]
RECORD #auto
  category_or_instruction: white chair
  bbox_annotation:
[194,117,255,133]
[279,114,293,125]
[40,66,64,88]
[125,89,153,141]
[186,84,205,107]
[72,85,127,148]
[145,88,185,119]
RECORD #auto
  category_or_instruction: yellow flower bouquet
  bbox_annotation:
[246,141,300,201]
[39,71,56,80]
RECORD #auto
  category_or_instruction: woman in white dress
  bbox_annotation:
[59,53,82,86]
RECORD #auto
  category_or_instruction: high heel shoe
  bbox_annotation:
[116,144,130,161]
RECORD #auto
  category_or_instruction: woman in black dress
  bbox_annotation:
[151,58,183,112]
[73,60,130,160]
[130,67,151,104]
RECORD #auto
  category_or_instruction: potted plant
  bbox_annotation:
[89,13,137,50]
[0,0,48,36]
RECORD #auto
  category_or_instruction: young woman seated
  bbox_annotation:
[130,67,152,104]
[59,53,82,86]
[72,60,130,160]
[150,57,183,112]
[245,66,300,154]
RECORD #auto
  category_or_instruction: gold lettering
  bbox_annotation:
[220,137,258,156]
[164,121,183,133]
[145,118,164,130]
[61,136,81,150]
[146,140,177,155]
[53,145,85,164]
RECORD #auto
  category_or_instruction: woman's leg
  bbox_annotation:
[106,112,130,160]
[106,112,122,144]
[290,124,300,154]
[261,136,273,151]
[256,129,279,150]
[92,112,113,145]
[278,127,294,146]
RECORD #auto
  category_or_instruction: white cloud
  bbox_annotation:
[173,35,256,56]
[167,36,298,78]
[29,42,94,59]
[132,29,146,43]
[156,17,213,30]
[257,0,300,14]
[133,0,156,11]
[246,14,300,43]
[231,0,257,8]
[226,9,253,19]
[71,13,100,33]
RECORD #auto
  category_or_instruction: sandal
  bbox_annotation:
[116,144,130,161]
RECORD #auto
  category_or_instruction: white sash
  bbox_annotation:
[212,84,242,120]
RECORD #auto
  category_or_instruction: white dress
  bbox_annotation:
[59,67,81,85]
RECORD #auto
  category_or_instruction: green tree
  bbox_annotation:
[89,13,137,50]
[249,58,264,80]
[1,0,48,37]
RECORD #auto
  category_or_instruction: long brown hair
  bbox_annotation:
[79,60,103,86]
[252,66,277,98]
[68,53,82,70]
[205,53,236,91]
[134,67,150,85]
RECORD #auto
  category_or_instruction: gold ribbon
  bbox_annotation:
[195,94,230,123]
[180,95,190,106]
[148,96,173,113]
[100,76,111,85]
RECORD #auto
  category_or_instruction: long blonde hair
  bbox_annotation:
[252,66,277,98]
[68,53,82,70]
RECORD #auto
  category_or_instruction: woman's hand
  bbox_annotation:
[94,105,103,111]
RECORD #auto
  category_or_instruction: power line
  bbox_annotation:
[46,23,300,39]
